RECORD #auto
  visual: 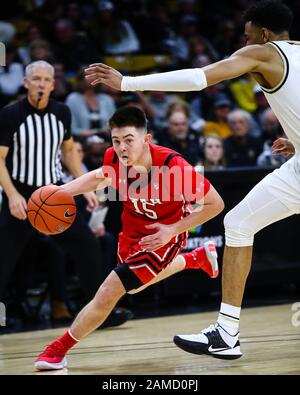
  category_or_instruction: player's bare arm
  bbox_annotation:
[61,138,99,211]
[61,168,111,197]
[139,185,224,251]
[84,44,276,93]
[203,44,275,86]
[61,138,85,178]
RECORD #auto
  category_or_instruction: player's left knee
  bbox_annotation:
[224,209,254,247]
[94,276,126,308]
[93,287,118,310]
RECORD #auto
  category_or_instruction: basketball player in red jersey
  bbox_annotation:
[35,106,224,370]
[83,0,298,360]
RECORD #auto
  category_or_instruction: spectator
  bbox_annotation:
[0,45,24,106]
[62,138,89,183]
[213,19,237,59]
[65,72,116,138]
[174,15,200,63]
[201,135,226,170]
[166,100,204,132]
[157,111,201,165]
[117,91,155,125]
[228,78,262,137]
[131,3,177,54]
[224,109,263,167]
[87,0,140,55]
[31,0,64,41]
[177,0,198,19]
[187,35,218,68]
[83,135,108,171]
[52,62,72,102]
[17,23,45,66]
[252,84,270,129]
[148,90,179,131]
[65,2,87,33]
[229,73,257,113]
[29,39,55,64]
[202,98,233,139]
[0,21,16,45]
[189,84,230,120]
[52,19,99,75]
[257,109,287,167]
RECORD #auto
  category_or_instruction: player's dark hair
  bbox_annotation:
[109,106,148,131]
[244,0,293,33]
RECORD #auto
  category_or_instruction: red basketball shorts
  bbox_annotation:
[114,232,186,291]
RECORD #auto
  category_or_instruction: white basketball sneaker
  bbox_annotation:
[173,323,242,360]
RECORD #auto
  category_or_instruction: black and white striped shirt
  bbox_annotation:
[0,98,71,187]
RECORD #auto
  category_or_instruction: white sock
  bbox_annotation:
[217,303,241,336]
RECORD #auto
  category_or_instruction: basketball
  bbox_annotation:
[27,185,76,235]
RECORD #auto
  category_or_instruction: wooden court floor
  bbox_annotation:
[0,304,299,375]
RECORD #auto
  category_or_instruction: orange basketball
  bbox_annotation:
[27,185,76,235]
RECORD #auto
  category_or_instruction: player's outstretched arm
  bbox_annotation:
[203,45,269,86]
[61,138,85,179]
[84,45,269,92]
[61,168,110,197]
[85,63,123,90]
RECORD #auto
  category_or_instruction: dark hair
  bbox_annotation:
[109,106,148,130]
[244,0,293,33]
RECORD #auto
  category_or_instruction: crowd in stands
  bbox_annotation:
[0,0,298,330]
[1,0,298,170]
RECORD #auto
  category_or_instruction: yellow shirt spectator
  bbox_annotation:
[203,99,232,139]
[229,74,257,112]
[203,121,232,139]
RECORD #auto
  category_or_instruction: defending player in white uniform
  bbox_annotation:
[84,0,299,359]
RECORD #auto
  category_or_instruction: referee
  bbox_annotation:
[0,61,129,327]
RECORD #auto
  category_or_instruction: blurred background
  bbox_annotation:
[1,0,300,333]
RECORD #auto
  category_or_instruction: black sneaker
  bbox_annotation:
[98,307,134,329]
[173,323,242,360]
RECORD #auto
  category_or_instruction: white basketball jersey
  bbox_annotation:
[260,41,300,152]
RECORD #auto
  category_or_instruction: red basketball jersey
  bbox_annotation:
[102,144,210,241]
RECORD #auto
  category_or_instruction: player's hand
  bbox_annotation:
[139,223,175,251]
[83,191,99,212]
[272,138,295,158]
[8,191,27,220]
[84,63,123,90]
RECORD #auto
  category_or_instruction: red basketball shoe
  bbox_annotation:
[203,241,219,278]
[184,241,219,278]
[35,340,67,371]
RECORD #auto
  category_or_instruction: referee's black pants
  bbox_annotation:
[0,181,104,303]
